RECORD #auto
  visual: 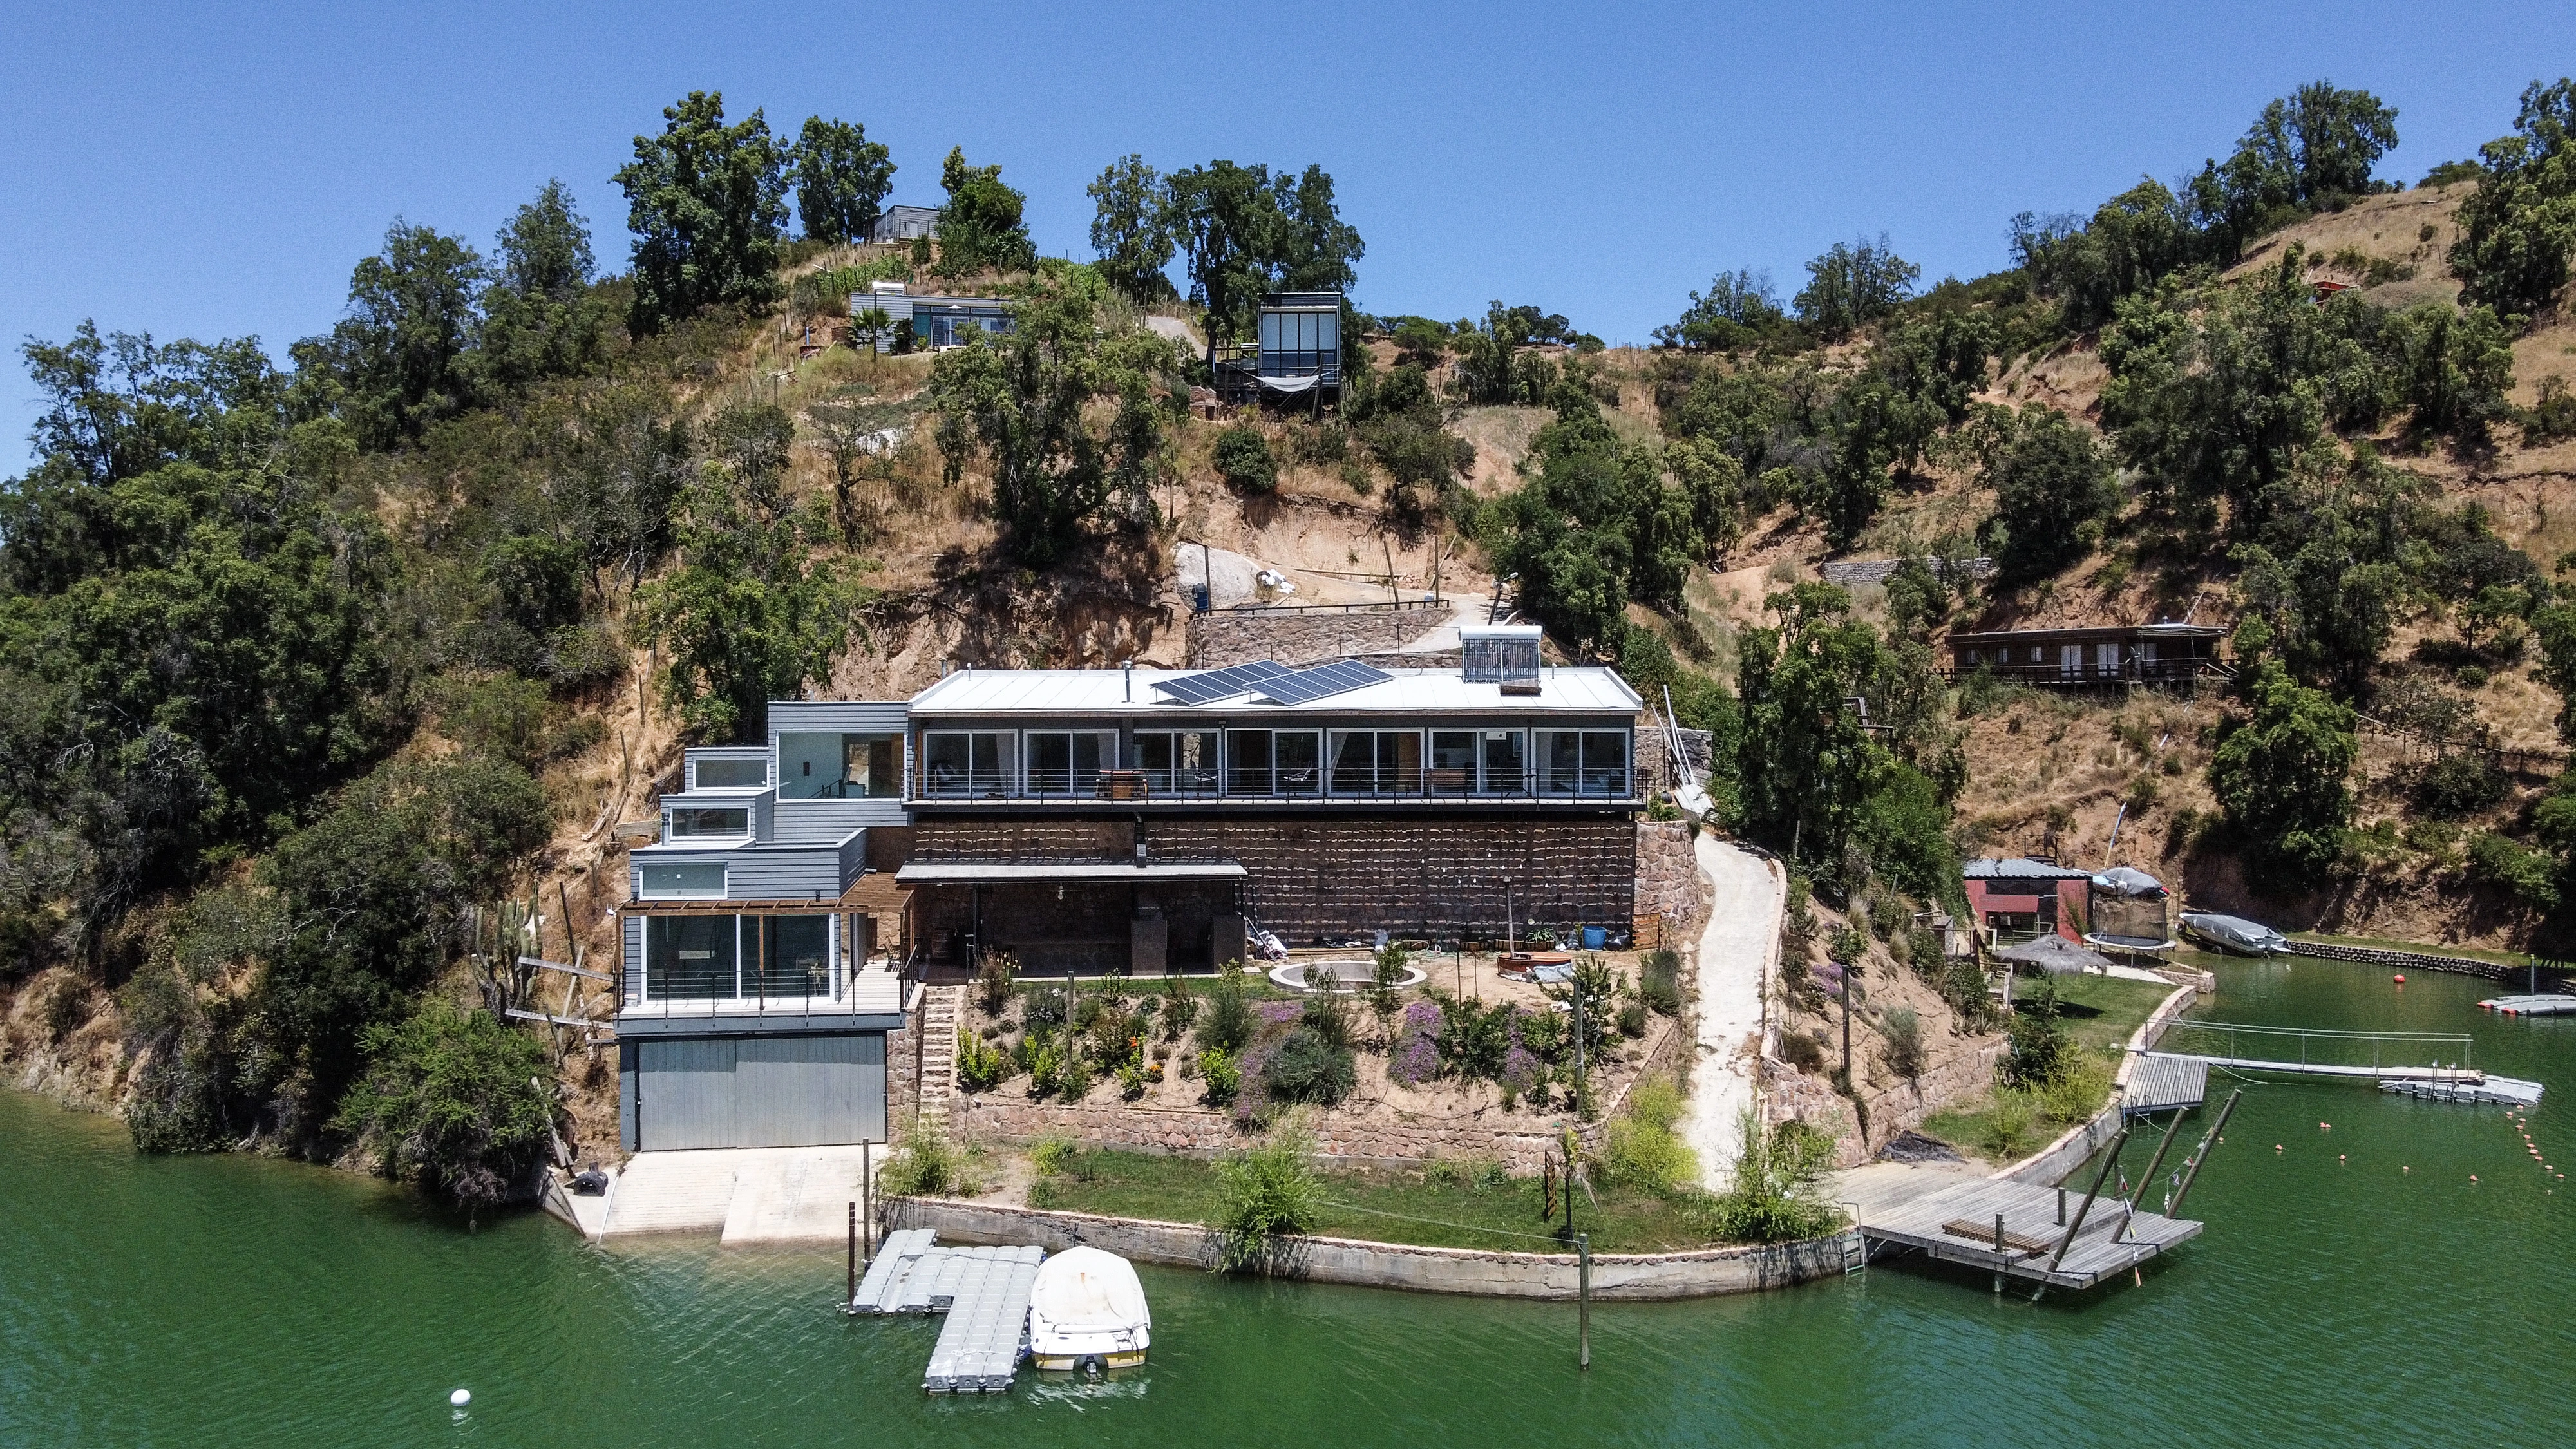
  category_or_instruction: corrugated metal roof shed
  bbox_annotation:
[1964,857,2096,880]
[907,667,1641,716]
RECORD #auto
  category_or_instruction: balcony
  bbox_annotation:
[911,766,1634,806]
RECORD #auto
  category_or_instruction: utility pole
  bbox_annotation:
[1841,963,1853,1084]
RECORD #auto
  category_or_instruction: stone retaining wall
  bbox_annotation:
[1634,822,1705,940]
[884,1197,1850,1300]
[1187,604,1450,668]
[1763,1038,2011,1170]
[2285,938,2543,984]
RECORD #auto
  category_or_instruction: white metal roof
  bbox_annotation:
[906,666,1642,717]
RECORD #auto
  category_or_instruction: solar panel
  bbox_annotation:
[1253,659,1392,706]
[1150,659,1292,705]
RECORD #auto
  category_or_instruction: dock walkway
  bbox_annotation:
[2122,1053,2210,1115]
[1855,1177,2201,1291]
[2480,993,2576,1017]
[850,1230,1045,1394]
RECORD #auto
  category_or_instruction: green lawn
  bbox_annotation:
[1027,1148,1728,1254]
[1920,971,2177,1165]
[2024,972,2181,1053]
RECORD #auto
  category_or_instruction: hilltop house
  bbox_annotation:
[864,204,940,245]
[1947,621,2224,685]
[848,283,1016,353]
[1212,292,1345,408]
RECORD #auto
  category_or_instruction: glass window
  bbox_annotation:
[1226,730,1273,795]
[757,914,834,998]
[1580,731,1630,796]
[1540,730,1583,793]
[1133,730,1220,795]
[1316,310,1339,354]
[922,732,1012,796]
[1274,730,1320,795]
[779,732,901,799]
[1331,730,1421,794]
[639,862,725,898]
[1429,731,1477,793]
[692,757,766,789]
[1482,730,1526,793]
[667,807,749,838]
[1021,731,1117,796]
[647,914,737,1000]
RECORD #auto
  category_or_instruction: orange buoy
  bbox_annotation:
[2471,1175,2480,1182]
[2394,974,2406,985]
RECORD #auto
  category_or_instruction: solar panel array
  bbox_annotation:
[1150,659,1292,705]
[1254,659,1392,705]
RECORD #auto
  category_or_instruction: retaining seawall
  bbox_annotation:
[882,1197,1848,1301]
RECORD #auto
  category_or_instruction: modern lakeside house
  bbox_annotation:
[1946,620,2226,685]
[614,628,1648,1150]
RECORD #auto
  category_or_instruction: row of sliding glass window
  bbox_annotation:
[916,727,1628,797]
[641,913,838,1002]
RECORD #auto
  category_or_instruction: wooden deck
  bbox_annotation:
[2123,1053,2210,1114]
[1857,1178,2201,1291]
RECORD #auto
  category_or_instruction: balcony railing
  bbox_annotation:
[913,767,1634,803]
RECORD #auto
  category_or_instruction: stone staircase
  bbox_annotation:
[917,983,964,1126]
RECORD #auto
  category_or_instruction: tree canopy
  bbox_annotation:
[1162,160,1363,345]
[934,146,1037,277]
[2210,661,2358,878]
[1793,236,1918,340]
[615,90,790,331]
[790,116,895,245]
[1086,155,1177,303]
[2450,79,2576,316]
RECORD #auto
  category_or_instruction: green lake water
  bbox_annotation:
[5,954,2571,1446]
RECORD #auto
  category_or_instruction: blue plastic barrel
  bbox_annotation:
[1580,926,1605,949]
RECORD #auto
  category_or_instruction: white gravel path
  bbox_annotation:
[1679,835,1784,1190]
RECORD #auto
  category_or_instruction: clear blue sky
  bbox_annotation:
[2,1,2562,474]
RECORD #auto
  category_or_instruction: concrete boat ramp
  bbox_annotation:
[849,1229,1045,1394]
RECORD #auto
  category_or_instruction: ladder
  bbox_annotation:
[1840,1206,1867,1276]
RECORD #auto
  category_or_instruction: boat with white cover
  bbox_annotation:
[1026,1245,1150,1372]
[2179,912,2291,956]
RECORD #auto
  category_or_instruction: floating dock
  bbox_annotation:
[2123,1053,2211,1115]
[2380,1074,2544,1107]
[1855,1178,2201,1291]
[849,1229,1045,1394]
[2480,994,2576,1017]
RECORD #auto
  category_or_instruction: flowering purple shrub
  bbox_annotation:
[1256,1001,1303,1027]
[1499,1044,1546,1097]
[1388,1000,1443,1087]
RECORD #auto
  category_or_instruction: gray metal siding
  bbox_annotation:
[633,1033,886,1150]
[774,800,907,844]
[770,700,909,735]
[723,848,841,900]
[623,915,645,1004]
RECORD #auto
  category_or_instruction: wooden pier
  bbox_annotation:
[2122,1053,2210,1115]
[1855,1179,2201,1291]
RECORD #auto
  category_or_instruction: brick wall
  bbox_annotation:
[912,815,1636,945]
[1186,603,1449,667]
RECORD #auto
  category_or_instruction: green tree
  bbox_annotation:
[2208,661,2358,876]
[1655,268,1786,351]
[926,263,1180,565]
[1164,160,1363,351]
[1489,381,1693,653]
[933,146,1037,277]
[1792,235,1918,340]
[1086,154,1176,302]
[469,180,610,395]
[290,220,486,446]
[2011,180,2199,331]
[333,1000,556,1208]
[1980,404,2119,584]
[2394,301,2517,436]
[790,116,895,245]
[634,472,864,742]
[2239,81,2401,209]
[615,90,790,332]
[2450,79,2576,316]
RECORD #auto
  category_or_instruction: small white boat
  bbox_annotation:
[2179,912,2291,956]
[1027,1246,1150,1372]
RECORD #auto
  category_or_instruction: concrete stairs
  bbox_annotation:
[918,984,964,1126]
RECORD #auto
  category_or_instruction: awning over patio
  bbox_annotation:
[895,860,1247,885]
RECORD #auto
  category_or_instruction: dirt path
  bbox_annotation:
[1679,836,1783,1189]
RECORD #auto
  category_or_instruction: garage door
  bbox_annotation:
[636,1034,886,1150]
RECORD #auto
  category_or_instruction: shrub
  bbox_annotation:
[973,949,1016,1013]
[1213,426,1277,493]
[330,1001,556,1209]
[956,1029,1011,1093]
[2467,832,2560,910]
[1703,1108,1840,1242]
[1616,1001,1648,1039]
[1300,983,1355,1050]
[1878,1005,1926,1081]
[1030,1136,1079,1177]
[1780,1030,1828,1073]
[1435,994,1515,1079]
[1640,949,1682,1016]
[2001,983,2074,1088]
[1199,971,1255,1052]
[1978,1094,2039,1161]
[1116,1060,1149,1100]
[1941,956,2001,1033]
[2035,1055,2113,1124]
[1602,1078,1698,1192]
[1215,1115,1320,1269]
[1387,999,1442,1086]
[1264,1027,1356,1106]
[1021,985,1068,1030]
[1515,1007,1569,1062]
[877,1116,963,1197]
[2417,752,2507,818]
[1499,1043,1547,1100]
[1159,976,1198,1040]
[1197,1046,1242,1104]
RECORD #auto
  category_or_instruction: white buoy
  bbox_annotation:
[450,1388,471,1408]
